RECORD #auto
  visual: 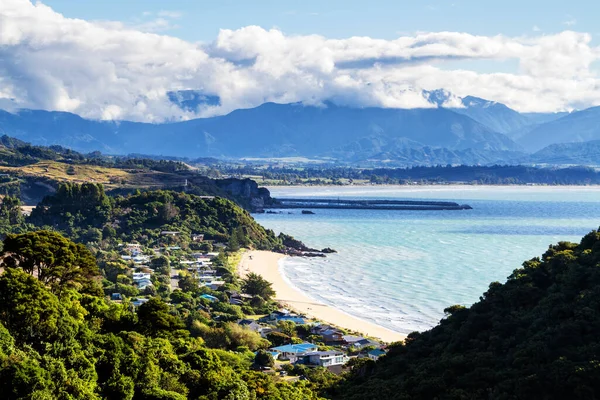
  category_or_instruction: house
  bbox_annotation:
[312,324,341,339]
[277,315,306,325]
[367,349,387,361]
[132,298,149,307]
[161,231,180,236]
[270,343,318,361]
[269,309,290,320]
[230,292,253,305]
[207,280,225,290]
[199,294,219,303]
[135,278,153,290]
[342,335,365,345]
[192,234,205,242]
[297,351,349,367]
[110,293,122,301]
[259,326,274,338]
[230,297,244,305]
[133,272,152,281]
[132,255,150,264]
[238,319,263,332]
[352,338,381,350]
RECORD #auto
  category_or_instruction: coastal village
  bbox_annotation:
[112,230,391,378]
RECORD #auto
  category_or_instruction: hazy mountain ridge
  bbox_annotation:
[2,91,600,166]
[519,106,600,152]
[0,102,521,159]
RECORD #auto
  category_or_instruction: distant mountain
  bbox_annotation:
[0,102,520,161]
[530,140,600,165]
[423,90,533,137]
[522,111,569,125]
[519,107,600,152]
[325,135,525,166]
[452,95,534,137]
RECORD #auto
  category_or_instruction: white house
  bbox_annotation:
[192,234,205,242]
[207,280,225,290]
[270,343,318,361]
[132,298,149,307]
[133,272,152,281]
[135,278,153,290]
[298,351,349,367]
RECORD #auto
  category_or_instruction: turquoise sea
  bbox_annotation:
[253,186,600,335]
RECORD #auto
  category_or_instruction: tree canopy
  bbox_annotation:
[243,272,276,300]
[2,230,100,294]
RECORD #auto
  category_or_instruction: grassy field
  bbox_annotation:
[0,161,186,189]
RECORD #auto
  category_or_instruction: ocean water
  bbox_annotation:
[253,186,600,335]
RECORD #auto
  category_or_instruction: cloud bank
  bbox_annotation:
[1,0,600,122]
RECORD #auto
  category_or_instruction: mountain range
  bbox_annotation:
[1,90,600,166]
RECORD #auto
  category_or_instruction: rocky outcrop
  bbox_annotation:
[214,178,273,211]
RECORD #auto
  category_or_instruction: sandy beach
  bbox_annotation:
[238,250,406,343]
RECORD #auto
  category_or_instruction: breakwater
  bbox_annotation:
[268,198,472,211]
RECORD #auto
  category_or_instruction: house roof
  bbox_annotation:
[356,339,379,346]
[238,319,258,326]
[270,343,317,354]
[342,335,365,343]
[199,294,219,302]
[321,328,342,336]
[277,316,305,324]
[368,349,386,357]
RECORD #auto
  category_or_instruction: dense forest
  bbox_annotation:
[23,183,281,250]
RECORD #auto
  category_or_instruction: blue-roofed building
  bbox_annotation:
[200,294,219,302]
[368,348,387,361]
[270,343,318,361]
[278,315,306,324]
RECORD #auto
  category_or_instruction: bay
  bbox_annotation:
[254,185,600,334]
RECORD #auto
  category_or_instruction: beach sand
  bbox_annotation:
[238,250,406,343]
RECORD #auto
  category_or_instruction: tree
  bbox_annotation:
[254,349,275,369]
[277,320,297,337]
[1,230,100,294]
[242,273,275,300]
[0,268,65,347]
[137,297,184,335]
[178,275,200,294]
[0,196,24,230]
[151,255,171,276]
[227,230,240,252]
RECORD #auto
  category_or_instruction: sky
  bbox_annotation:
[1,0,600,121]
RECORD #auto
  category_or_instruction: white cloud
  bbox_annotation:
[532,25,541,32]
[563,15,577,26]
[1,0,600,122]
[157,10,182,19]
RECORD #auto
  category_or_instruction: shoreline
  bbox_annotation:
[238,250,406,343]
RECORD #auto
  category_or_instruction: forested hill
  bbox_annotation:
[28,183,283,250]
[336,230,600,399]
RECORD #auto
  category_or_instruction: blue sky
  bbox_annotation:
[41,0,596,42]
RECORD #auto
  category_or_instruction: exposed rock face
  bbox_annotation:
[214,178,273,211]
